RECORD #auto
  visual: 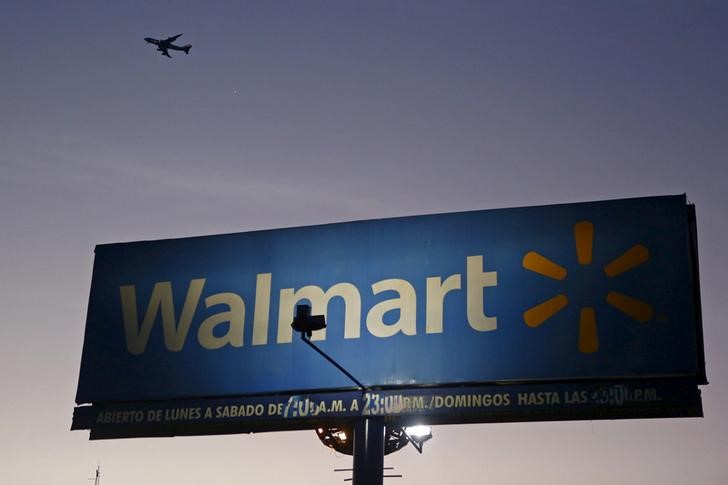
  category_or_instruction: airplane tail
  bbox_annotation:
[182,44,192,55]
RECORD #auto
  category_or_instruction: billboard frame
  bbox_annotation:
[72,195,708,441]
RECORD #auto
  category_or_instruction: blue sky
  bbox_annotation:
[1,1,727,483]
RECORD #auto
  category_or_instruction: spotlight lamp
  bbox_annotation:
[403,425,433,454]
[315,425,427,456]
[291,304,326,338]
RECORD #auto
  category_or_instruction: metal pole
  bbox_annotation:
[301,334,369,391]
[352,418,384,485]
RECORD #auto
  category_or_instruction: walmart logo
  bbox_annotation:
[522,221,654,354]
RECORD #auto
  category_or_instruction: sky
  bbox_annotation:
[1,1,727,483]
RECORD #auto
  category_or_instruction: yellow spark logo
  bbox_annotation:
[522,221,654,354]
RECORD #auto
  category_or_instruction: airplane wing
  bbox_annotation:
[159,47,172,58]
[165,33,183,43]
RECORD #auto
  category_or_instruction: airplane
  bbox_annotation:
[144,33,191,58]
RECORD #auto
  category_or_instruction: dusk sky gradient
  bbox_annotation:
[1,1,727,484]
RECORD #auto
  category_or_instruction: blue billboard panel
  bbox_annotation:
[72,380,703,440]
[75,195,704,405]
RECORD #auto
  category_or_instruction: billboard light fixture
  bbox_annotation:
[291,304,326,338]
[404,425,431,438]
[316,425,417,456]
[295,304,431,461]
[291,304,369,391]
[403,425,432,454]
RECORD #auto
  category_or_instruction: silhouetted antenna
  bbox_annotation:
[87,464,100,485]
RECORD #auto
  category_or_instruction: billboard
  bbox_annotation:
[73,195,706,438]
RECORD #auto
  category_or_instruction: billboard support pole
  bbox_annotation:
[353,417,384,485]
[293,306,385,483]
[300,332,385,484]
[299,334,386,485]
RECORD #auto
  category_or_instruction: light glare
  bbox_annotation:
[405,425,431,437]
